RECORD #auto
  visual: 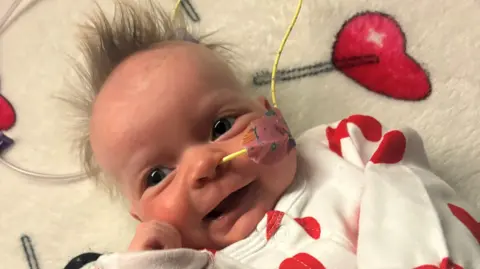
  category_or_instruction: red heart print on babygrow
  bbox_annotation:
[326,114,382,157]
[448,203,480,244]
[333,12,431,100]
[279,253,326,269]
[294,217,321,239]
[369,130,406,164]
[325,114,406,164]
[266,211,321,240]
[266,211,285,240]
[414,257,463,269]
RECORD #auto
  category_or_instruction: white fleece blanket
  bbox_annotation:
[1,0,479,268]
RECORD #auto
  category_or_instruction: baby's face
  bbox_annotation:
[90,42,297,249]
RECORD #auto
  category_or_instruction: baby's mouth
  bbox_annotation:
[204,183,252,221]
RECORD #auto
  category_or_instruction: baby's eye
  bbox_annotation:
[145,167,172,188]
[211,117,236,140]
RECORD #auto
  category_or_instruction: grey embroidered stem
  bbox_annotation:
[180,0,201,22]
[252,55,379,86]
[21,235,41,269]
[253,61,334,86]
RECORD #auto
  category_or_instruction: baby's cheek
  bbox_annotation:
[143,197,190,225]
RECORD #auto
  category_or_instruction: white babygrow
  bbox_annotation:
[93,115,480,269]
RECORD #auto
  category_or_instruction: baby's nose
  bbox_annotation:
[179,146,226,188]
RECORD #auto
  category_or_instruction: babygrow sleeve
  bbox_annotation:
[91,248,251,269]
[323,114,480,269]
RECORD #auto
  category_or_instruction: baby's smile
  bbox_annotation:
[204,180,256,230]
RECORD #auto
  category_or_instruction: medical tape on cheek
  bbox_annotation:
[221,108,296,165]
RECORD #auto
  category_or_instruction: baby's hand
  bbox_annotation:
[128,221,182,251]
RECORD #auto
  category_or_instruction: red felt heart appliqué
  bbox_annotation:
[332,12,431,100]
[0,94,16,130]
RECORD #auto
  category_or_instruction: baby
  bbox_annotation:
[70,1,480,268]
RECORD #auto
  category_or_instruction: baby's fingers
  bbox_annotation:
[128,221,182,251]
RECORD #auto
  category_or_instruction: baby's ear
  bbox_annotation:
[256,96,272,110]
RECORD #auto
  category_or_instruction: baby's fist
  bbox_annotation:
[128,221,182,251]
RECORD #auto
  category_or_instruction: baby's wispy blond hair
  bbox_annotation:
[65,0,230,191]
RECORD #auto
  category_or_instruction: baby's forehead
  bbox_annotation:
[91,42,243,143]
[102,42,235,98]
[124,41,225,73]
